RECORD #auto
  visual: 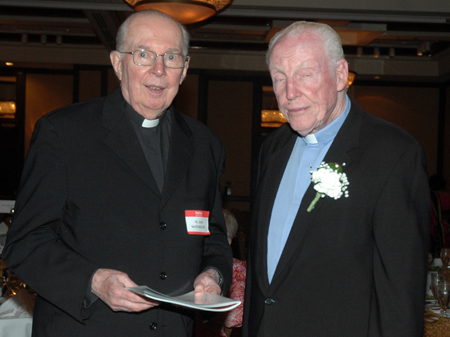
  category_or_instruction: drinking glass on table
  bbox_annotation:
[430,273,445,309]
[441,248,450,267]
[437,281,450,317]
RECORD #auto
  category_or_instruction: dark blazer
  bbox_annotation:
[3,89,232,337]
[243,99,430,337]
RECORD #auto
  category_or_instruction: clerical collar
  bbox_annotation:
[142,118,160,128]
[125,102,167,129]
[305,134,318,144]
[142,109,168,128]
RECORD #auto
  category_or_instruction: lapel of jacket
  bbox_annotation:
[255,125,298,290]
[159,108,193,210]
[269,99,362,289]
[101,89,161,197]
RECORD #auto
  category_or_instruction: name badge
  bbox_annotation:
[185,210,210,235]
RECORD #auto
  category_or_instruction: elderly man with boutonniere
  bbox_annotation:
[242,21,430,337]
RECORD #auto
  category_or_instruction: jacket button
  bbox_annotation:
[149,322,157,330]
[265,298,275,305]
[159,222,167,230]
[160,272,167,280]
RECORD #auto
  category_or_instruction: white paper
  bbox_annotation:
[126,286,240,312]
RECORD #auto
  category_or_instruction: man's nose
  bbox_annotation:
[286,80,300,100]
[150,55,166,76]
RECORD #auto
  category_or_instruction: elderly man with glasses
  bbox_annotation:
[3,10,232,337]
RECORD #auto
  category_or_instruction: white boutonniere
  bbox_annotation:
[307,162,349,212]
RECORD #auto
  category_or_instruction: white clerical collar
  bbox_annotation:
[305,134,318,144]
[141,118,160,128]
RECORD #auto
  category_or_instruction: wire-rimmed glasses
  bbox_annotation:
[119,49,189,69]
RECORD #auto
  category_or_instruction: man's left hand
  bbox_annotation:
[193,269,221,296]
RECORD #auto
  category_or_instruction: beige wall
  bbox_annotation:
[445,86,450,185]
[207,80,253,203]
[79,70,102,102]
[350,86,439,176]
[174,74,199,119]
[25,73,73,154]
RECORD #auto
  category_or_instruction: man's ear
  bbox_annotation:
[110,51,123,81]
[180,57,190,85]
[336,59,349,92]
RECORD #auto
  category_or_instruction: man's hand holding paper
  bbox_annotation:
[193,269,221,296]
[92,268,159,312]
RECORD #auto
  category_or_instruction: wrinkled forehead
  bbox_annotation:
[270,32,331,69]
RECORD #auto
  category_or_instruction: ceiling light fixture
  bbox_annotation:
[389,47,395,58]
[417,46,423,57]
[123,0,232,25]
[0,101,16,118]
[356,47,363,57]
[422,42,431,57]
[374,47,380,58]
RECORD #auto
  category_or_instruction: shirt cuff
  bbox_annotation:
[82,270,99,309]
[203,267,224,287]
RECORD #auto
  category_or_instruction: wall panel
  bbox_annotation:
[79,70,101,102]
[351,86,439,176]
[445,85,450,184]
[25,74,73,154]
[207,80,253,206]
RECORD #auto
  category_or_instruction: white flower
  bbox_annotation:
[307,162,349,212]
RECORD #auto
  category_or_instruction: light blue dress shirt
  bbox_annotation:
[267,96,351,283]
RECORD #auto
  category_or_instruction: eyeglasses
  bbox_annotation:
[119,49,189,69]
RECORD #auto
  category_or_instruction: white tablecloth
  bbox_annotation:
[0,317,32,337]
[0,288,34,337]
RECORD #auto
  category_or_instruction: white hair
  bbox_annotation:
[223,209,238,241]
[266,21,345,70]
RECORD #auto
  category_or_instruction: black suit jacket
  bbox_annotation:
[243,99,430,337]
[3,89,232,337]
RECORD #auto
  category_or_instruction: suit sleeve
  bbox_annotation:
[3,117,99,322]
[369,142,430,337]
[201,141,233,294]
[241,141,266,337]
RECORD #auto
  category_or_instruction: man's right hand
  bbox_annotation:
[91,268,158,312]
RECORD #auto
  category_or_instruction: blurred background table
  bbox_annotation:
[0,260,34,337]
[424,310,450,337]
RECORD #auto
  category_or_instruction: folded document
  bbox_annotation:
[126,286,240,312]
